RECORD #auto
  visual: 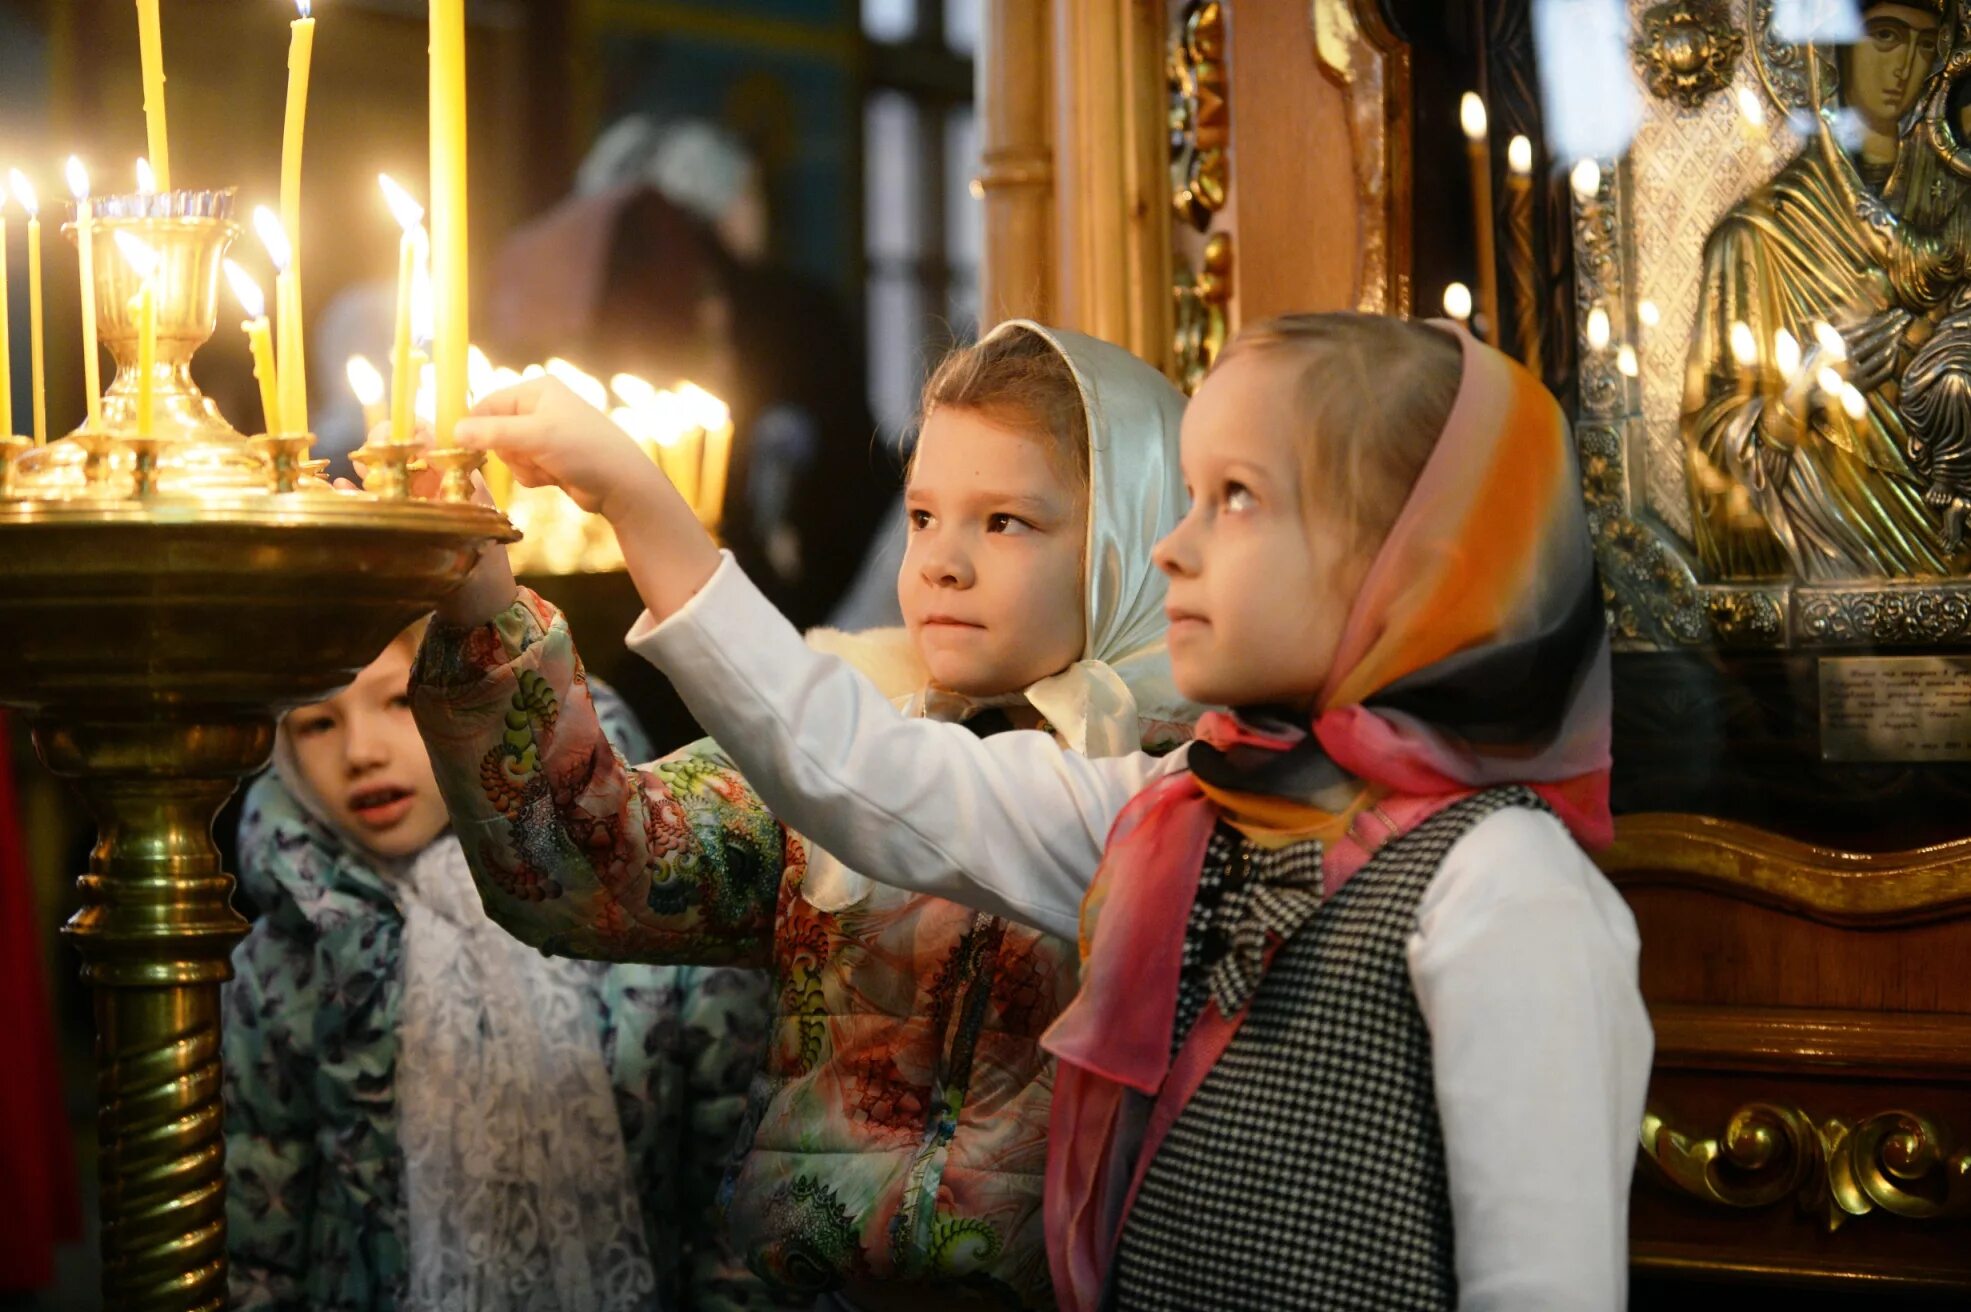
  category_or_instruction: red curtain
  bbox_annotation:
[0,714,82,1290]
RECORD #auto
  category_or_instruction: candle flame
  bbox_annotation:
[1812,319,1848,362]
[675,382,731,431]
[346,354,385,408]
[1507,135,1533,176]
[1840,383,1867,420]
[1460,92,1488,141]
[1729,321,1758,368]
[467,344,496,402]
[1637,300,1661,329]
[136,157,156,195]
[114,230,161,280]
[545,358,608,410]
[611,372,663,410]
[295,0,312,17]
[1774,327,1802,379]
[253,205,293,272]
[65,156,88,202]
[1616,345,1639,377]
[1441,282,1473,321]
[378,173,425,233]
[1569,158,1601,202]
[416,360,436,426]
[224,260,267,319]
[8,170,37,216]
[1586,306,1611,351]
[521,363,547,382]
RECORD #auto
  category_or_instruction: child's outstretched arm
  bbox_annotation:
[452,383,1183,941]
[412,579,788,966]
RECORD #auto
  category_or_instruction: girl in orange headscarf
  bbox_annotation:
[436,312,1651,1311]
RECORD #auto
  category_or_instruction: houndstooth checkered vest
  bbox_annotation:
[1109,787,1547,1311]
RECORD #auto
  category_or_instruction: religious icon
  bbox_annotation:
[1679,0,1971,582]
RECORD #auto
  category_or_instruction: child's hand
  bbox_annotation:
[453,378,667,520]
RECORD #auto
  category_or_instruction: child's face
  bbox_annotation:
[285,641,451,858]
[1154,351,1368,709]
[900,406,1087,697]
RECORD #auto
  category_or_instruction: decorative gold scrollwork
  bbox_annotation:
[1174,232,1233,395]
[1641,1102,1971,1231]
[1169,0,1228,232]
[1632,0,1744,109]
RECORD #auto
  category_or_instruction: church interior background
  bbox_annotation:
[4,0,1971,1306]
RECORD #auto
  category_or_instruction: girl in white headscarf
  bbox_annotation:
[407,322,1195,1309]
[222,622,778,1312]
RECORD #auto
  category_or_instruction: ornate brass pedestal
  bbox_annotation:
[0,190,514,1311]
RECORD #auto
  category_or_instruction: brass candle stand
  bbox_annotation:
[1,190,513,1311]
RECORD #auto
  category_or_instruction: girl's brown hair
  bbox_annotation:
[1216,312,1462,560]
[917,326,1091,497]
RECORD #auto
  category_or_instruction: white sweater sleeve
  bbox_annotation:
[626,553,1185,941]
[1408,807,1653,1312]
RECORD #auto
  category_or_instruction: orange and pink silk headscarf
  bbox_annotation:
[1039,323,1613,1311]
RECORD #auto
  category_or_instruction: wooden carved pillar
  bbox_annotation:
[978,0,1054,328]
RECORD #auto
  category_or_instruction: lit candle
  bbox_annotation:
[346,355,386,433]
[545,357,607,410]
[281,0,314,425]
[254,206,307,434]
[1504,133,1539,376]
[135,0,171,192]
[0,177,12,438]
[430,0,469,451]
[378,174,425,444]
[1460,93,1501,348]
[1442,281,1473,326]
[114,231,161,438]
[224,260,281,435]
[10,171,45,445]
[681,382,732,527]
[67,158,103,432]
[136,156,156,198]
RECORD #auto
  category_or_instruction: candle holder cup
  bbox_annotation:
[250,433,318,495]
[421,447,485,504]
[351,441,422,500]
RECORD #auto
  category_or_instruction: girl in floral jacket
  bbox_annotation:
[408,323,1194,1309]
[222,621,778,1311]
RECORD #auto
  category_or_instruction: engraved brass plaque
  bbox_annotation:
[1820,656,1971,762]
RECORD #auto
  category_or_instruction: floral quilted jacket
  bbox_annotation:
[410,589,1145,1311]
[222,679,781,1312]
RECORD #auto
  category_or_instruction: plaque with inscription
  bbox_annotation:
[1819,657,1971,763]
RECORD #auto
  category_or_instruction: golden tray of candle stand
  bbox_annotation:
[0,192,516,1311]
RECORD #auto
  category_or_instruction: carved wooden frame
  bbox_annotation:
[1311,0,1413,316]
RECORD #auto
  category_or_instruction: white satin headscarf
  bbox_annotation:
[269,726,658,1311]
[805,321,1197,910]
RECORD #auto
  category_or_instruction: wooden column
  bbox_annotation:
[977,0,1054,329]
[1051,0,1172,369]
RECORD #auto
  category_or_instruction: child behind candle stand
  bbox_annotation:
[408,322,1195,1308]
[222,620,776,1312]
[443,312,1652,1309]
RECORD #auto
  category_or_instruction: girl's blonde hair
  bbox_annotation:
[918,326,1091,497]
[1216,312,1462,560]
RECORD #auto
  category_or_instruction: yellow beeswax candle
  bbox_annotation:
[135,0,171,192]
[66,158,102,431]
[115,231,161,437]
[0,179,13,438]
[281,2,315,422]
[379,174,425,444]
[430,0,468,451]
[225,259,281,435]
[254,206,307,434]
[10,172,45,445]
